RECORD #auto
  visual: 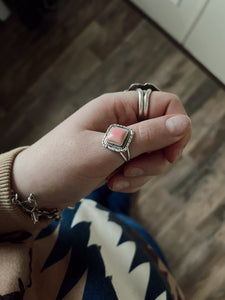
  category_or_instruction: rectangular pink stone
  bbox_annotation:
[106,127,128,146]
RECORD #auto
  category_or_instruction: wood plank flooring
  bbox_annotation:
[0,1,225,299]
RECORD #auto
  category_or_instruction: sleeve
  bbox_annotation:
[0,147,50,235]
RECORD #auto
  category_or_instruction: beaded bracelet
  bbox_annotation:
[11,190,62,224]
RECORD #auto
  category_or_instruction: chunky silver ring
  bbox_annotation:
[128,83,160,121]
[102,124,134,162]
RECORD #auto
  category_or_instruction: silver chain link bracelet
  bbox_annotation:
[11,190,62,224]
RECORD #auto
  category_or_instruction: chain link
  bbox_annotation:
[11,190,62,224]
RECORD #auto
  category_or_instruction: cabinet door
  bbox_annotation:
[130,0,207,42]
[185,0,225,84]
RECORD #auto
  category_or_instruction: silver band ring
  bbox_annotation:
[128,82,160,122]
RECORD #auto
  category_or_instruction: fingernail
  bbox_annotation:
[113,180,130,191]
[125,168,144,177]
[166,115,191,136]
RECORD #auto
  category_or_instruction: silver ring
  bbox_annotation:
[102,124,134,162]
[120,149,130,162]
[128,82,160,122]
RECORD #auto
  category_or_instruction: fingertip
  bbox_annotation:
[166,115,191,136]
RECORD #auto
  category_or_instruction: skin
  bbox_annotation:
[12,91,191,210]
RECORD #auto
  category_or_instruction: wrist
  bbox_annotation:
[11,190,62,224]
[11,146,70,210]
[12,148,33,201]
[11,147,53,210]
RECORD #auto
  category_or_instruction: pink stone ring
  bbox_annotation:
[102,124,134,162]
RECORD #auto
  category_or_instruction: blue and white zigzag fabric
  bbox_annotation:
[34,198,183,299]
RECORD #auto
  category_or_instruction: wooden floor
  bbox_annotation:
[1,1,225,299]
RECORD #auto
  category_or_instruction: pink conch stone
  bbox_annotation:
[106,127,128,146]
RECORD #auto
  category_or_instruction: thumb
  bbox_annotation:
[129,114,191,158]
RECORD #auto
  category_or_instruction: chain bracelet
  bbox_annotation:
[11,190,62,224]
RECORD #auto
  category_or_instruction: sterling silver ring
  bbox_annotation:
[128,83,160,121]
[102,124,134,162]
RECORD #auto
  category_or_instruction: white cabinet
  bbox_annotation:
[130,0,208,43]
[130,0,225,83]
[184,0,225,83]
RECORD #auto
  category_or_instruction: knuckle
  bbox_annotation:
[168,93,180,103]
[165,93,182,107]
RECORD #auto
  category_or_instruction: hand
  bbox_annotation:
[12,91,191,209]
